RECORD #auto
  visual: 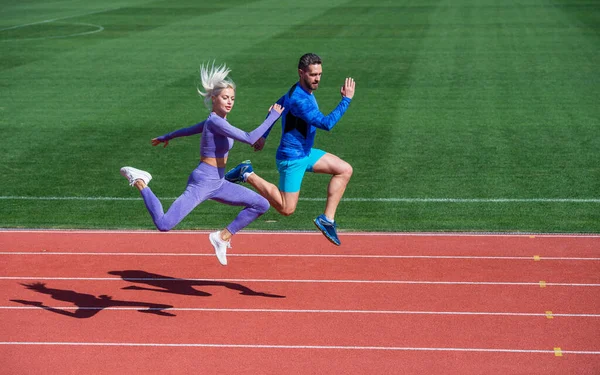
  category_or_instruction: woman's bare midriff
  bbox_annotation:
[201,157,227,168]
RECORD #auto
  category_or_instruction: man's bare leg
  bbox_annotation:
[312,153,353,221]
[246,173,300,216]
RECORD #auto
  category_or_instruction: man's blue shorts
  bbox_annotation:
[276,148,326,193]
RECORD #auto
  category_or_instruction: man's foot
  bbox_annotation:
[120,166,152,186]
[225,160,253,183]
[209,231,231,266]
[314,214,341,246]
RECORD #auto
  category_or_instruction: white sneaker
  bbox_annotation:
[209,231,231,266]
[120,166,152,186]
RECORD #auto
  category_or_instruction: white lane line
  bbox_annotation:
[1,229,599,237]
[1,252,599,261]
[1,306,599,318]
[0,342,598,354]
[1,277,599,287]
[1,195,599,203]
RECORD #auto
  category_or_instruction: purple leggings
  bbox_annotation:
[140,162,269,234]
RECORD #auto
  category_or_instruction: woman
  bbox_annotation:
[120,62,283,266]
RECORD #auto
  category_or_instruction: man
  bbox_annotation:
[225,53,355,246]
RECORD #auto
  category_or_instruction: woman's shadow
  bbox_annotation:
[108,270,285,299]
[11,282,175,318]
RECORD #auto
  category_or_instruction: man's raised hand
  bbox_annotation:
[341,77,355,99]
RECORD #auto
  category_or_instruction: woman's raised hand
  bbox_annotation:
[151,137,169,148]
[269,103,284,114]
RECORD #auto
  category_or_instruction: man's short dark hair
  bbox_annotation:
[298,53,322,70]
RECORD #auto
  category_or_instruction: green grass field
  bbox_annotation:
[1,0,599,233]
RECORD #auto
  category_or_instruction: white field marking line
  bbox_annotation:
[0,8,118,32]
[1,22,104,41]
[1,229,600,238]
[2,252,599,261]
[2,306,600,318]
[1,195,599,203]
[2,276,600,287]
[0,342,599,354]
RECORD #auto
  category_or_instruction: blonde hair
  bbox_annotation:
[197,62,236,109]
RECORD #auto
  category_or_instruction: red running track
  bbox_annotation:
[0,230,599,374]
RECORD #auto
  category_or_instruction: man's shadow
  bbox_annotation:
[11,282,175,318]
[108,270,285,299]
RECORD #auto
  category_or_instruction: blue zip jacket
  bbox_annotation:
[265,83,351,160]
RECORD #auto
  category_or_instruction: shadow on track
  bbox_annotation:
[108,270,285,299]
[11,282,175,318]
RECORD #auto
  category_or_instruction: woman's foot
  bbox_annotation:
[120,166,152,187]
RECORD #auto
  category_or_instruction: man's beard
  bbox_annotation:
[303,77,319,91]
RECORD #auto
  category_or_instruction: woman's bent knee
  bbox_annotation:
[155,220,174,232]
[256,196,270,215]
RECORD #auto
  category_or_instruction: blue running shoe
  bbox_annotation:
[314,214,341,246]
[225,160,253,183]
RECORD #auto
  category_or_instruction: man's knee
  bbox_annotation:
[278,197,298,216]
[279,206,296,217]
[335,162,353,182]
[342,163,353,178]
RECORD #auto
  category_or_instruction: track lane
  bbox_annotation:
[2,230,600,257]
[2,308,599,351]
[3,346,598,375]
[2,280,598,314]
[1,253,598,283]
